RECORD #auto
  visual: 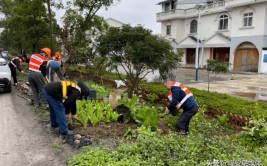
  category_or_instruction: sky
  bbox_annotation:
[97,0,162,34]
[0,1,163,34]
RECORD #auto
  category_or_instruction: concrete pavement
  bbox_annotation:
[173,68,267,101]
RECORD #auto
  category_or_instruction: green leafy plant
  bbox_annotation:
[118,95,139,119]
[123,128,138,140]
[139,82,168,94]
[135,105,159,131]
[87,101,103,127]
[240,119,267,150]
[146,93,158,103]
[104,106,121,122]
[205,59,230,91]
[76,100,90,128]
[217,114,229,126]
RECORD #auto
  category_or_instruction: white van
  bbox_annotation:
[0,56,12,93]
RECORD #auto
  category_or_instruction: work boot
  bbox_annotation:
[51,123,59,129]
[60,131,75,145]
[176,130,188,136]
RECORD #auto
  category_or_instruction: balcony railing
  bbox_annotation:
[156,0,234,18]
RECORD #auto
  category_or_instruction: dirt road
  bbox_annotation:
[0,88,79,166]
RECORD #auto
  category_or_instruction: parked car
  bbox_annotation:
[0,57,12,93]
[0,51,12,62]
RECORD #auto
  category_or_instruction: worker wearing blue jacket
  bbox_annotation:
[164,81,198,134]
[46,59,65,82]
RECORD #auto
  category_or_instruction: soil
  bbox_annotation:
[71,119,173,148]
[72,122,135,148]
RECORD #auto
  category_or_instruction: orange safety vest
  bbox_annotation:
[29,54,47,72]
[167,82,193,108]
[10,57,22,68]
[61,81,81,99]
[53,56,61,65]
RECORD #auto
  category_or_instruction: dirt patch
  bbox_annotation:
[157,119,173,134]
[71,122,137,148]
[74,122,132,139]
[71,119,173,148]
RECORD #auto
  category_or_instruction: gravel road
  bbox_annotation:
[0,88,79,166]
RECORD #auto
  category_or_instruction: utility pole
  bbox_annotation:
[195,8,200,81]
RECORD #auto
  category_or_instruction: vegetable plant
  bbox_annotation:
[146,93,158,103]
[240,118,267,150]
[76,100,90,128]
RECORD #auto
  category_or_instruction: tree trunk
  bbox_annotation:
[47,0,54,56]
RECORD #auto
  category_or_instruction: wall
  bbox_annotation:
[230,3,266,37]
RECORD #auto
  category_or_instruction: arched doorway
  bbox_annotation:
[234,42,259,72]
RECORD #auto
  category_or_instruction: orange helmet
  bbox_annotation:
[55,52,61,57]
[41,48,51,56]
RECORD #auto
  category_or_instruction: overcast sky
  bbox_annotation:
[97,0,162,34]
[0,1,163,34]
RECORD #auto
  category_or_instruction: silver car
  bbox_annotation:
[0,57,12,93]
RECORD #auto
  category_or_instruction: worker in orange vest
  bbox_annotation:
[42,81,90,144]
[46,55,65,82]
[164,81,198,135]
[28,48,50,107]
[53,52,63,67]
[8,55,26,86]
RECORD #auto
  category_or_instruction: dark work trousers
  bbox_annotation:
[176,105,198,133]
[42,89,68,134]
[28,71,47,106]
[48,66,65,82]
[8,64,18,84]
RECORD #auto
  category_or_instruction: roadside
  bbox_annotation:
[0,87,79,166]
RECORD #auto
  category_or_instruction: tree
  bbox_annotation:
[0,0,60,54]
[206,59,230,91]
[98,25,181,98]
[60,0,119,65]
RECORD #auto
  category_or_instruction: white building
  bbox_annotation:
[156,0,267,73]
[105,18,125,28]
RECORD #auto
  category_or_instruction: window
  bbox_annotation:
[164,1,175,12]
[190,20,198,33]
[243,12,253,27]
[165,3,170,12]
[166,25,171,35]
[171,1,176,10]
[218,14,228,30]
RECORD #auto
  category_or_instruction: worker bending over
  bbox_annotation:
[46,57,65,82]
[42,81,89,139]
[164,81,198,134]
